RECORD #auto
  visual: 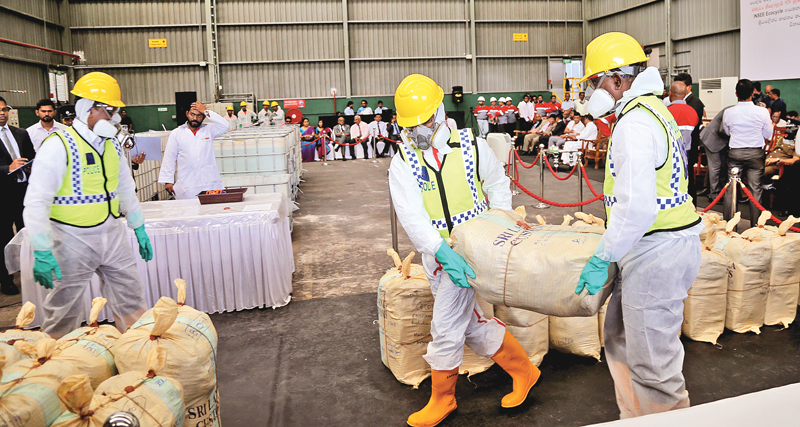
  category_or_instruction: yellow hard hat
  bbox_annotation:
[240,101,248,107]
[394,74,444,128]
[226,106,234,111]
[263,100,269,105]
[70,72,125,107]
[271,101,279,107]
[579,32,648,84]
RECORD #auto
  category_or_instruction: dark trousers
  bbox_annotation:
[706,148,728,200]
[724,147,766,222]
[505,122,517,138]
[360,140,370,159]
[0,195,24,286]
[775,163,800,215]
[687,146,699,200]
[337,139,354,159]
[381,136,399,157]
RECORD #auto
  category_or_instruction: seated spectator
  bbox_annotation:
[369,113,389,158]
[350,114,370,159]
[333,116,352,161]
[539,112,566,148]
[769,88,787,119]
[562,114,597,165]
[300,117,317,162]
[515,113,542,149]
[771,110,787,128]
[344,101,355,116]
[382,113,401,157]
[285,116,292,125]
[548,112,585,149]
[374,100,387,115]
[522,113,560,154]
[561,93,575,115]
[357,100,373,115]
[574,91,589,116]
[315,119,332,161]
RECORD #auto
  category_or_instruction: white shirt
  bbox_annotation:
[357,106,373,115]
[518,101,535,121]
[574,98,589,116]
[561,100,575,112]
[27,121,67,152]
[389,136,511,257]
[23,119,143,251]
[374,106,387,114]
[368,120,388,138]
[344,107,355,116]
[237,109,257,126]
[350,121,369,140]
[158,110,229,199]
[722,101,773,149]
[578,121,598,141]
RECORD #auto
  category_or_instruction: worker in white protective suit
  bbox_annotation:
[23,72,153,338]
[224,105,237,130]
[575,32,703,418]
[237,101,257,127]
[257,100,271,124]
[269,101,285,126]
[158,101,229,199]
[389,74,541,427]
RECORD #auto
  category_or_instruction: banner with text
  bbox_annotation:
[741,0,800,80]
[283,100,306,109]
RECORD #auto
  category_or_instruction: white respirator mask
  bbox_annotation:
[407,104,449,150]
[77,98,122,139]
[93,107,123,138]
[587,88,618,118]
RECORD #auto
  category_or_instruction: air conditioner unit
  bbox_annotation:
[698,77,739,119]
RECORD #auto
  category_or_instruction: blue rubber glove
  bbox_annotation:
[575,255,611,295]
[33,250,62,290]
[435,239,476,288]
[134,225,153,262]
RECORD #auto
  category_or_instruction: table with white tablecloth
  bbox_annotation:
[5,193,295,328]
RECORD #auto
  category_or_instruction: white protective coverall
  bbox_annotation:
[257,108,271,124]
[270,107,286,126]
[597,67,703,418]
[388,106,510,370]
[157,110,228,199]
[237,108,257,126]
[23,98,147,336]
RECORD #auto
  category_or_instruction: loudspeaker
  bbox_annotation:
[452,86,464,104]
[175,91,197,126]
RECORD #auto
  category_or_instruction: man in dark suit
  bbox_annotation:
[700,106,733,201]
[0,96,36,295]
[539,112,567,148]
[672,73,706,199]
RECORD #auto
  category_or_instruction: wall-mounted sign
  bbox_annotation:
[149,39,167,48]
[562,58,572,64]
[283,100,306,109]
[158,107,168,112]
[513,33,528,42]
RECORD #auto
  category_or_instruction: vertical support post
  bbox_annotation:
[665,0,673,81]
[577,152,584,212]
[509,148,519,196]
[342,0,352,98]
[389,187,399,254]
[728,167,739,229]
[469,0,478,95]
[534,144,550,209]
[204,0,219,101]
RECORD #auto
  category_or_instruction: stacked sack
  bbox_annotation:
[52,298,120,389]
[0,339,79,426]
[377,250,495,388]
[115,279,220,427]
[715,213,773,334]
[493,306,548,366]
[52,346,184,427]
[450,207,615,317]
[548,315,602,361]
[682,227,731,344]
[0,302,50,366]
[741,213,800,328]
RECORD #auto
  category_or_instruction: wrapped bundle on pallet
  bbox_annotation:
[493,306,549,366]
[715,214,772,334]
[115,280,219,427]
[0,302,50,366]
[742,214,800,328]
[52,298,119,389]
[682,228,731,344]
[0,339,79,427]
[450,208,616,317]
[548,315,602,361]
[52,346,184,427]
[377,250,494,388]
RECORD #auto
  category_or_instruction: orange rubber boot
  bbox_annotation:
[407,368,459,427]
[492,330,541,408]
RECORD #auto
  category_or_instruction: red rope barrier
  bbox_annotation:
[543,155,578,180]
[699,183,729,213]
[513,150,538,169]
[330,134,370,147]
[511,177,604,207]
[738,182,800,233]
[580,164,602,198]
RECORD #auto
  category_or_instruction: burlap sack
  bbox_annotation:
[682,228,731,344]
[743,215,800,328]
[116,287,218,427]
[716,215,772,334]
[494,306,549,366]
[377,250,495,388]
[450,208,615,317]
[0,302,50,367]
[52,298,119,389]
[698,212,728,242]
[0,339,79,427]
[549,315,601,360]
[52,346,185,427]
[597,296,610,347]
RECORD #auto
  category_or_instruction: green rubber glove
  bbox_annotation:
[435,239,476,288]
[134,225,153,262]
[575,255,611,295]
[33,250,62,290]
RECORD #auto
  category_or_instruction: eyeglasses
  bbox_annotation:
[93,103,119,116]
[587,73,608,90]
[0,107,11,113]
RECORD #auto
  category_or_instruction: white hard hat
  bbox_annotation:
[490,97,497,102]
[477,96,485,102]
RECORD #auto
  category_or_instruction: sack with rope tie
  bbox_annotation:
[377,250,494,388]
[493,306,549,366]
[742,213,800,328]
[52,298,120,389]
[715,213,772,334]
[450,207,616,317]
[548,315,602,360]
[682,227,732,344]
[698,212,727,242]
[0,339,80,427]
[115,280,219,427]
[51,346,184,427]
[0,302,50,367]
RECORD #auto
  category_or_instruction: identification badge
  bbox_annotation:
[85,153,95,165]
[421,167,430,182]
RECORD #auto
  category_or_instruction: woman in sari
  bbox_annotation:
[315,119,333,161]
[300,117,317,162]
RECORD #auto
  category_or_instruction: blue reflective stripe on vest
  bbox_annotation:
[53,191,118,205]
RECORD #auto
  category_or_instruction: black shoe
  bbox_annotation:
[342,158,347,162]
[697,188,710,196]
[1,282,20,295]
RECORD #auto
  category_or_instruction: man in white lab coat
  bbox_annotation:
[158,102,228,199]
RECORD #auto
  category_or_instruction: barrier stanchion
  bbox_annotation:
[322,134,329,166]
[389,187,399,254]
[534,144,549,209]
[509,148,519,196]
[728,167,740,231]
[576,152,584,213]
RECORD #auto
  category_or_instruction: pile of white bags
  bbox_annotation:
[377,250,494,388]
[52,346,184,427]
[115,279,220,427]
[682,228,731,344]
[0,339,79,427]
[450,208,615,317]
[0,302,49,366]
